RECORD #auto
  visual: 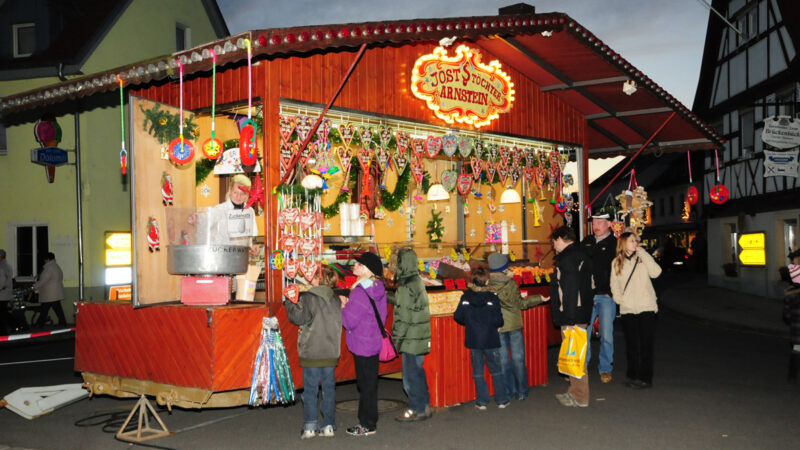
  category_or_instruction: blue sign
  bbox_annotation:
[30,147,68,166]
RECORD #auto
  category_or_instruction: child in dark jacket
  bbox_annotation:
[284,265,341,439]
[454,267,510,409]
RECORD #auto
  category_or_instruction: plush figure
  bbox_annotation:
[147,217,160,252]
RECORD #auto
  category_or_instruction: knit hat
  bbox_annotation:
[355,251,384,278]
[488,253,509,272]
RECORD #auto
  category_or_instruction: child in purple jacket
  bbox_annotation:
[340,251,387,437]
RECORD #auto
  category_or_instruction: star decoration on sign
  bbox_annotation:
[240,174,265,211]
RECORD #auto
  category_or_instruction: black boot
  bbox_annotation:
[789,352,800,384]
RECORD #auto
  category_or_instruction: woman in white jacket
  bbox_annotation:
[610,232,662,389]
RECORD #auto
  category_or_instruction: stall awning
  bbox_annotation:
[0,12,722,157]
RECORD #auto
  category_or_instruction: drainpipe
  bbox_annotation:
[58,63,84,301]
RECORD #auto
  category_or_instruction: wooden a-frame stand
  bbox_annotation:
[116,395,170,443]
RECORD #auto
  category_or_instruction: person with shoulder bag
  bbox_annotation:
[610,232,662,389]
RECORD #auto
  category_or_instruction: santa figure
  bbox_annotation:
[161,172,174,206]
[147,217,160,252]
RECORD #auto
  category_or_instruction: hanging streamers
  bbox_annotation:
[168,60,195,165]
[249,317,295,406]
[117,75,127,175]
[202,50,223,160]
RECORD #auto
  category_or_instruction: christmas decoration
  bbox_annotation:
[457,173,473,196]
[425,135,443,158]
[710,149,728,204]
[686,151,698,205]
[241,173,266,212]
[202,50,223,160]
[458,136,474,158]
[146,217,160,252]
[441,169,458,192]
[140,103,198,145]
[168,61,195,165]
[239,39,258,167]
[116,76,128,175]
[427,210,444,248]
[442,133,458,157]
[161,172,173,206]
[249,317,295,405]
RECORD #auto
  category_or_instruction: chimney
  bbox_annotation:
[499,3,535,15]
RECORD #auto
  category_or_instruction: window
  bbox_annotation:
[12,23,36,58]
[748,38,768,87]
[777,90,795,117]
[784,219,798,262]
[176,23,191,52]
[741,110,754,154]
[12,224,49,280]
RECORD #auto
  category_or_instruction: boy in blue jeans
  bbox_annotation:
[454,267,509,409]
[284,265,341,439]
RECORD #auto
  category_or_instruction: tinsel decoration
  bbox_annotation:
[427,210,444,248]
[249,317,295,405]
[139,103,198,145]
[380,165,410,211]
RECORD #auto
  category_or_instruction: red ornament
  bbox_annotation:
[239,119,258,166]
[709,184,729,204]
[168,137,194,165]
[240,173,265,211]
[202,137,223,160]
[686,185,699,205]
[555,197,568,213]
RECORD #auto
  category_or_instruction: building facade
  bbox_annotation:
[693,0,799,297]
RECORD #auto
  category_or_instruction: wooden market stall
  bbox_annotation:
[1,8,724,423]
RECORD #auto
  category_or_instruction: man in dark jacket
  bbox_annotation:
[550,226,594,407]
[454,267,509,409]
[581,208,618,383]
[389,248,432,422]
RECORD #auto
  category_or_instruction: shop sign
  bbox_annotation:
[105,232,132,266]
[738,232,766,266]
[30,146,69,183]
[411,45,514,128]
[763,149,798,177]
[761,116,800,149]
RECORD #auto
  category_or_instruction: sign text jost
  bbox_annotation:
[411,45,515,128]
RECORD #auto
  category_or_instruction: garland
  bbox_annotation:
[426,210,444,248]
[196,158,215,185]
[140,103,198,144]
[380,166,410,211]
[421,171,431,194]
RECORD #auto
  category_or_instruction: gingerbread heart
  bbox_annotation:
[441,169,458,193]
[471,157,484,181]
[301,260,319,281]
[474,140,484,158]
[537,167,548,186]
[457,173,473,196]
[380,126,393,149]
[393,149,409,174]
[295,115,314,143]
[284,258,298,278]
[338,123,355,147]
[357,147,373,171]
[442,133,458,157]
[280,207,300,226]
[458,136,474,158]
[395,130,410,152]
[524,148,536,168]
[299,211,317,231]
[524,167,535,182]
[499,146,511,164]
[485,161,497,184]
[496,161,509,186]
[299,237,318,257]
[509,165,521,188]
[299,141,316,168]
[279,115,296,143]
[358,126,374,149]
[411,153,425,184]
[425,136,442,158]
[316,119,332,145]
[486,144,499,162]
[376,147,390,171]
[280,141,294,178]
[337,146,353,172]
[512,146,522,167]
[281,234,298,253]
[283,284,300,303]
[411,138,425,156]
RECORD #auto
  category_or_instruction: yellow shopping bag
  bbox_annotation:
[557,326,588,378]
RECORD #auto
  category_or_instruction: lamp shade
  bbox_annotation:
[427,183,450,201]
[500,187,521,204]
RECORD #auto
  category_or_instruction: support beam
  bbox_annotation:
[585,106,673,120]
[540,76,629,92]
[587,120,630,150]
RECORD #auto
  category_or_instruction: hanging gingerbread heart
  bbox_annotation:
[301,260,319,281]
[425,135,442,158]
[442,133,458,157]
[499,146,511,165]
[411,153,425,184]
[298,141,315,168]
[283,284,300,303]
[295,115,314,143]
[279,141,294,177]
[470,157,484,181]
[411,138,425,157]
[474,140,484,158]
[358,126,374,149]
[300,237,318,257]
[395,130,410,152]
[337,146,353,172]
[357,147,373,171]
[509,165,521,188]
[280,207,300,226]
[441,169,458,192]
[299,211,317,231]
[338,123,355,147]
[687,185,699,205]
[486,144,499,162]
[709,184,729,204]
[376,146,390,172]
[284,258,298,278]
[281,234,298,253]
[393,149,409,174]
[458,136,474,158]
[316,119,332,145]
[525,148,536,168]
[496,161,509,186]
[485,161,497,184]
[457,173,473,196]
[279,115,296,143]
[380,126,393,149]
[512,146,523,168]
[524,167,535,182]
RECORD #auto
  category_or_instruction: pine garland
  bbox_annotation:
[426,210,444,248]
[140,103,198,144]
[380,166,410,211]
[196,158,215,185]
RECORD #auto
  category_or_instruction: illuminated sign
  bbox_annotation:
[738,232,766,266]
[411,45,515,128]
[105,232,132,266]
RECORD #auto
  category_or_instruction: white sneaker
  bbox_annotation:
[318,425,335,437]
[300,429,316,440]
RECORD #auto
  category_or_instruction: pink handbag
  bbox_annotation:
[366,291,398,362]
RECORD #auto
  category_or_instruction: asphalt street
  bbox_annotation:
[1,279,798,449]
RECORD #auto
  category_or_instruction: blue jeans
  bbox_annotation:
[401,353,430,413]
[499,329,529,399]
[587,294,616,374]
[470,348,509,406]
[302,366,336,431]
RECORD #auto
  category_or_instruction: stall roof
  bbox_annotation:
[0,11,722,158]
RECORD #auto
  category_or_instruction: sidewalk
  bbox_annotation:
[657,271,789,338]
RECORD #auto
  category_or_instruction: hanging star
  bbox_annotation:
[241,173,266,210]
[534,245,544,261]
[200,184,211,198]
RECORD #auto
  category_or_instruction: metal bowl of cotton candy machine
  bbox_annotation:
[167,245,249,275]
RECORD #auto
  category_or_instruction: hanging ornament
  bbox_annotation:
[499,145,511,165]
[441,169,458,192]
[295,115,314,143]
[470,157,484,181]
[284,257,297,278]
[241,173,266,211]
[239,39,258,166]
[395,130,410,152]
[201,50,223,160]
[168,60,195,165]
[710,149,728,204]
[486,143,499,162]
[161,172,174,205]
[337,146,354,191]
[358,126,374,149]
[339,123,355,147]
[442,133,458,157]
[269,251,284,270]
[496,160,509,186]
[485,161,497,184]
[457,172,473,196]
[686,151,699,205]
[393,147,410,175]
[116,75,128,175]
[458,136,473,158]
[410,138,425,157]
[425,135,443,158]
[316,119,332,146]
[279,115,296,143]
[283,284,300,303]
[146,217,160,252]
[357,147,373,172]
[379,126,393,149]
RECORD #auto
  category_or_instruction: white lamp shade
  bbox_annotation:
[427,183,450,201]
[500,187,521,204]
